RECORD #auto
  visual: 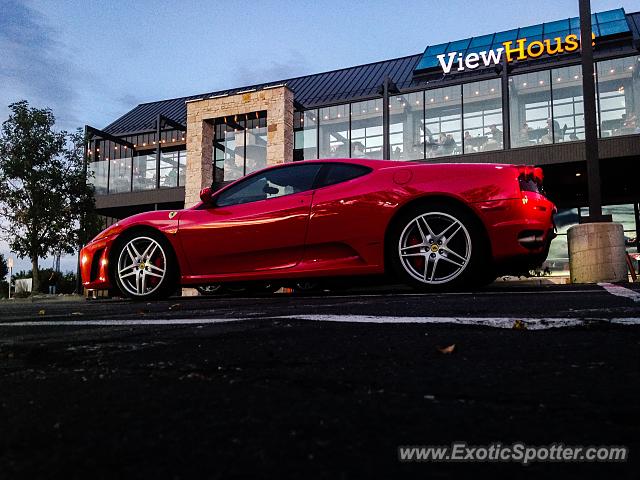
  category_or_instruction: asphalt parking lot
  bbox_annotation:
[0,283,639,479]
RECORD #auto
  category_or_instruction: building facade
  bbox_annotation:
[87,8,640,275]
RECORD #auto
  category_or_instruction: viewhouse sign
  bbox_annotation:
[437,33,594,74]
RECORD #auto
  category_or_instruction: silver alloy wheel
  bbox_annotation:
[117,236,167,296]
[398,211,472,285]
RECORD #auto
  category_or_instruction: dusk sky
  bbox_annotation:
[0,0,638,272]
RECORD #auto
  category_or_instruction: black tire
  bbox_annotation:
[387,202,490,291]
[110,229,179,300]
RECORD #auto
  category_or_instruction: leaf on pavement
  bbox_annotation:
[437,344,456,354]
[38,309,45,316]
[513,319,527,330]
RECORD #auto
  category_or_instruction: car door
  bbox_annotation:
[304,163,386,269]
[178,163,323,276]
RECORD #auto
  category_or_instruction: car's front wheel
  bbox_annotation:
[389,203,489,290]
[112,230,178,300]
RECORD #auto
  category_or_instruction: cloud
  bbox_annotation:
[231,51,312,87]
[0,0,80,129]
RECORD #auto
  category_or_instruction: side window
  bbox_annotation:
[318,163,371,188]
[215,164,322,207]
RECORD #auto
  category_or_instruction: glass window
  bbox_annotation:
[108,157,132,193]
[493,28,518,45]
[518,24,542,38]
[597,56,640,137]
[159,151,179,188]
[216,164,322,207]
[319,104,350,158]
[469,34,494,48]
[598,20,629,36]
[551,65,584,142]
[90,159,108,195]
[178,150,186,187]
[389,92,424,160]
[245,112,267,174]
[132,153,157,191]
[350,99,383,159]
[214,117,243,182]
[425,85,462,158]
[318,163,371,187]
[509,70,552,148]
[294,110,318,160]
[462,79,503,153]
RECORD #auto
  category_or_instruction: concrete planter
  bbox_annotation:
[568,222,627,283]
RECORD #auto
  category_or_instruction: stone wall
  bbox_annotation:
[184,86,294,207]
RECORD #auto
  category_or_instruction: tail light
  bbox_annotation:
[517,166,545,196]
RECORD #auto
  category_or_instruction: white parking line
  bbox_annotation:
[279,314,640,330]
[1,315,639,330]
[0,318,245,327]
[598,283,640,302]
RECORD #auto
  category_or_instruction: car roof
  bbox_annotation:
[295,158,514,171]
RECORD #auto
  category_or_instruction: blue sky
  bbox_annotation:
[0,0,638,272]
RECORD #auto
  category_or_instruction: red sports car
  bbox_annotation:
[81,159,555,299]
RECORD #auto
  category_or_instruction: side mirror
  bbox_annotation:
[199,187,213,204]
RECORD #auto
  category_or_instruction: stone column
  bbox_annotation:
[184,100,214,207]
[568,222,628,283]
[183,86,294,208]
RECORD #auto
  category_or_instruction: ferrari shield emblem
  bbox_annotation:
[168,211,178,219]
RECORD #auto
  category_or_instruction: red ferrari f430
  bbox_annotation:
[81,159,556,299]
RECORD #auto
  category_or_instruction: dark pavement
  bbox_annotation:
[0,284,639,479]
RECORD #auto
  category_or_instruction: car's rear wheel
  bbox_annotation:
[389,203,489,290]
[113,231,178,300]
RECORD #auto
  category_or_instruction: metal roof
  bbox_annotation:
[102,54,422,135]
[103,10,640,137]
